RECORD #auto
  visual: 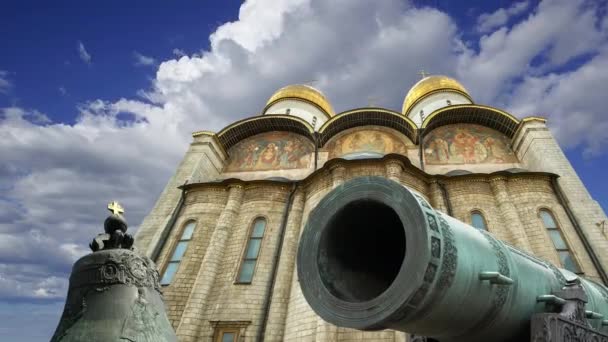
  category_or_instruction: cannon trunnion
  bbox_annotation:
[297,177,608,342]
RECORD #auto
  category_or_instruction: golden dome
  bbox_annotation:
[265,84,335,117]
[402,75,472,115]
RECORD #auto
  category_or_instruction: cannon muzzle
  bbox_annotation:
[297,177,608,341]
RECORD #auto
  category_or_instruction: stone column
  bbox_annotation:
[315,164,346,341]
[385,159,404,183]
[330,163,346,188]
[264,190,306,341]
[429,180,447,213]
[176,184,244,342]
[489,177,533,252]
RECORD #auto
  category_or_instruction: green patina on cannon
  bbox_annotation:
[297,177,608,342]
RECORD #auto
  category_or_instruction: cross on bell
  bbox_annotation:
[107,201,124,216]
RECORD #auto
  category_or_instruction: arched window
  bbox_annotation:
[446,99,452,106]
[236,218,266,283]
[539,209,582,273]
[470,211,488,230]
[161,221,196,285]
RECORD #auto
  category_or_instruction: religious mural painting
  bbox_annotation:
[225,131,314,172]
[424,124,517,165]
[326,126,410,159]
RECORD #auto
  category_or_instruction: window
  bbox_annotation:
[470,211,487,230]
[539,209,582,273]
[211,322,250,342]
[312,116,317,128]
[419,110,425,121]
[285,108,291,115]
[446,99,452,105]
[217,329,238,342]
[237,218,266,283]
[161,221,196,285]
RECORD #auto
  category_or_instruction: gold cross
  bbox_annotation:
[107,201,124,216]
[418,70,430,79]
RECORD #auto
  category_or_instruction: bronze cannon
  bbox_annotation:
[297,177,608,341]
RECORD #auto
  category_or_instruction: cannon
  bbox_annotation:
[297,177,608,341]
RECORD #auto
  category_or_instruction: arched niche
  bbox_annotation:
[224,131,315,172]
[323,125,414,161]
[423,123,518,165]
[319,108,418,145]
[217,115,315,151]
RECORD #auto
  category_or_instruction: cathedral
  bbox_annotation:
[134,75,608,341]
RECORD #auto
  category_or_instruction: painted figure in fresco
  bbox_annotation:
[424,124,518,165]
[428,137,450,162]
[225,132,313,172]
[257,142,279,168]
[367,133,387,152]
[348,133,363,153]
[484,136,510,163]
[328,128,409,159]
[240,143,260,169]
[452,129,486,163]
[280,140,305,168]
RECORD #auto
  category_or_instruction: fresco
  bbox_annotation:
[225,132,314,172]
[326,127,409,159]
[424,124,517,164]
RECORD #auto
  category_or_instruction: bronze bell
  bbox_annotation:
[51,203,177,342]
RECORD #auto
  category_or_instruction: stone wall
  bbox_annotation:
[135,120,608,341]
[148,157,605,341]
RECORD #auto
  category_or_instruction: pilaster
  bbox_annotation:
[317,164,345,341]
[176,184,244,341]
[264,190,306,341]
[330,163,347,188]
[385,159,405,183]
[489,176,533,252]
[429,180,447,213]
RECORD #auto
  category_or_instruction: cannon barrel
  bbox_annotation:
[297,177,608,342]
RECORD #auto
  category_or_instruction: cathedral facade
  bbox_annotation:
[134,76,608,342]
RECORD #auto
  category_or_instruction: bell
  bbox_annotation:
[51,203,177,342]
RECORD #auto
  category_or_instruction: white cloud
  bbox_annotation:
[477,1,529,33]
[458,0,608,105]
[58,86,67,96]
[0,70,12,94]
[1,0,608,309]
[172,48,186,57]
[133,51,156,66]
[77,41,91,64]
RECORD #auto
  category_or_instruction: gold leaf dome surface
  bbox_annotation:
[402,75,471,115]
[266,84,335,117]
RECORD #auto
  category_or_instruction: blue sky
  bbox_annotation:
[1,0,608,340]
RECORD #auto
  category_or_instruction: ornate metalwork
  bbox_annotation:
[51,203,176,342]
[90,202,134,251]
[532,314,608,342]
[467,231,512,331]
[435,215,457,294]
